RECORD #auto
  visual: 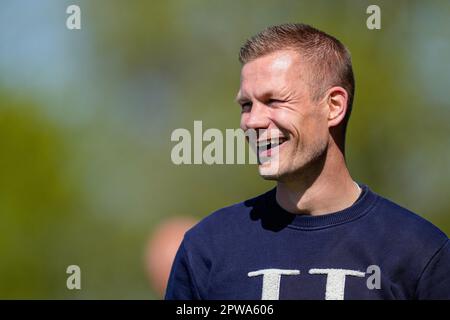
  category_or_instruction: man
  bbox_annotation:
[165,23,450,299]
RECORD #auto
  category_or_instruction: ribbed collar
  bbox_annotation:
[265,182,379,230]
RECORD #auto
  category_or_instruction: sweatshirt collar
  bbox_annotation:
[266,183,379,230]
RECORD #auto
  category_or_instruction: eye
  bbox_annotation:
[240,101,252,112]
[267,99,284,106]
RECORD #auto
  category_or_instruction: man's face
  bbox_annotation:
[237,50,330,181]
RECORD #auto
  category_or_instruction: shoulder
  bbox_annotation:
[183,189,271,244]
[371,191,448,247]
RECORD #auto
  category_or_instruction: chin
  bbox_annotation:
[258,160,308,182]
[258,162,282,180]
[259,173,280,181]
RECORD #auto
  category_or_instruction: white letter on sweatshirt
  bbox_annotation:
[309,268,365,300]
[248,269,300,300]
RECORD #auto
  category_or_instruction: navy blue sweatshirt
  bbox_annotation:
[165,183,450,300]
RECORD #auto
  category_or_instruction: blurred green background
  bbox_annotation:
[0,0,449,299]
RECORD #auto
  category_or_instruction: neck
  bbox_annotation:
[276,142,361,216]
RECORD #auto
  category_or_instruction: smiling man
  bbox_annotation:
[165,23,450,300]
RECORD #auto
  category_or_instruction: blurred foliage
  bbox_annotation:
[0,0,449,298]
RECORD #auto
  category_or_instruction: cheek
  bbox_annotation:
[271,109,299,134]
[284,109,327,145]
[303,101,327,126]
[307,113,330,147]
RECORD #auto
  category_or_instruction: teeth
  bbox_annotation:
[270,138,282,144]
[257,138,286,148]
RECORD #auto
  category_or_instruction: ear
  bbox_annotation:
[325,86,348,128]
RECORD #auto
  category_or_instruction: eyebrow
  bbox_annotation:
[235,93,249,104]
[237,90,285,105]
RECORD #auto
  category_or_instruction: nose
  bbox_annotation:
[241,101,270,131]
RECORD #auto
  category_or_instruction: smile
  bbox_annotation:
[257,137,288,161]
[257,137,288,150]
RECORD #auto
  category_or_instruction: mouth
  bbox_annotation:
[257,136,288,161]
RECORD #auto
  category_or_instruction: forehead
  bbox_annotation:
[239,50,304,96]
